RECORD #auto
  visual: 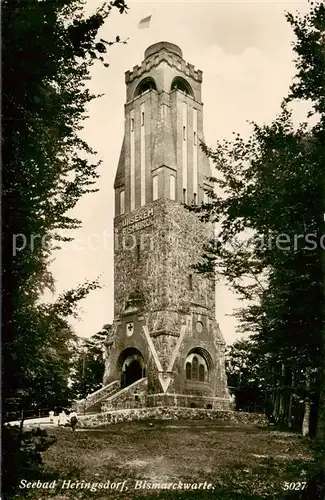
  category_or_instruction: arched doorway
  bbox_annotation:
[118,348,146,388]
[123,359,142,387]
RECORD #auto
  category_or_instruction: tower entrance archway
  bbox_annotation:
[118,348,146,388]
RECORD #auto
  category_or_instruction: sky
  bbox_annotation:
[46,0,310,344]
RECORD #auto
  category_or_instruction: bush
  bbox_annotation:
[2,425,56,497]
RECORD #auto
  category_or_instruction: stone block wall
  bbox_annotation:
[77,407,268,428]
[146,394,230,410]
[105,199,230,401]
[113,198,217,317]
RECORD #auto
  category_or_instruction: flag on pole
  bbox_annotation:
[138,15,152,30]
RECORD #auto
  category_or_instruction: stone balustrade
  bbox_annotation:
[102,378,147,411]
[74,380,119,413]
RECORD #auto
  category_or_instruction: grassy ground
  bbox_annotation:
[16,419,315,500]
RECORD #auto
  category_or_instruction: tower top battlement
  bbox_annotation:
[125,41,202,85]
[144,41,183,59]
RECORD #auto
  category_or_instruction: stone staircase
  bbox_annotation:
[101,378,147,411]
[74,380,120,414]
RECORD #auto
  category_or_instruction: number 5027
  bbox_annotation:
[283,482,307,490]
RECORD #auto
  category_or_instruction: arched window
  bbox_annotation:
[171,77,194,97]
[199,364,205,382]
[124,291,144,312]
[134,77,157,98]
[184,349,211,383]
[192,356,198,380]
[186,362,191,380]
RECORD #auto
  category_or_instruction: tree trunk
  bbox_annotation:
[274,389,280,421]
[278,394,285,423]
[302,399,311,437]
[317,353,325,439]
[315,201,325,494]
[288,370,294,428]
[302,368,311,437]
[278,363,286,424]
[317,197,325,440]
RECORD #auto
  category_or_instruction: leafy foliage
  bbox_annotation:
[2,0,128,416]
[70,324,111,399]
[226,339,269,411]
[2,426,57,497]
[191,1,324,438]
[284,0,325,447]
[3,0,128,496]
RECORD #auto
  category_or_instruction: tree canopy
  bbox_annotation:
[70,324,111,400]
[190,1,324,438]
[2,0,128,417]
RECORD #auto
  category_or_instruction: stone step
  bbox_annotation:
[101,378,147,411]
[74,380,120,414]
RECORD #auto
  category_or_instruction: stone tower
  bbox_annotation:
[103,42,230,410]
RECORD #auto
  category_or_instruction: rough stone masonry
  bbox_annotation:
[101,41,232,411]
